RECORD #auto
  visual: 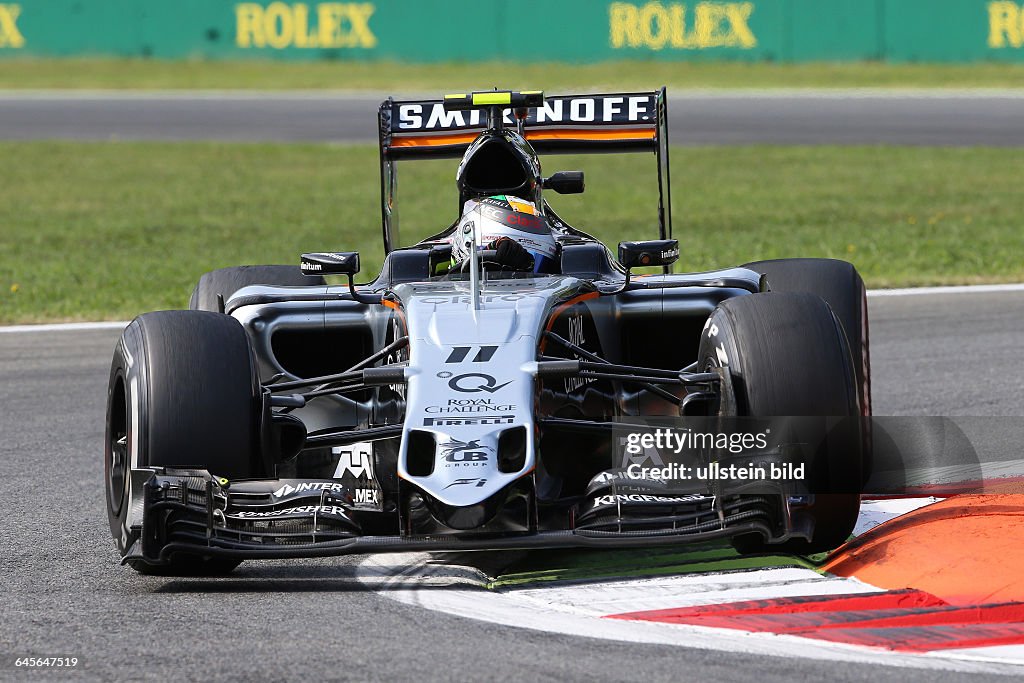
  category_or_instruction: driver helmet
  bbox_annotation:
[450,195,559,274]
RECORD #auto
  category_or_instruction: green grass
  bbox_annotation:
[489,545,822,589]
[0,141,1021,323]
[2,58,1024,91]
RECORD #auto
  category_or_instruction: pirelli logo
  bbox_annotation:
[423,415,515,427]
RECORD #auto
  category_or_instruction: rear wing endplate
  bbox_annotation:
[377,88,671,255]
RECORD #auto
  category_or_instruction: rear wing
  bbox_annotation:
[377,88,672,255]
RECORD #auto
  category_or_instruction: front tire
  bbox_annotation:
[105,310,263,575]
[698,292,863,555]
[743,258,871,418]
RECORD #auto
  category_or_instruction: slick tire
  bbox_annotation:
[105,310,263,575]
[697,292,863,555]
[189,265,325,312]
[742,258,871,419]
[743,258,872,487]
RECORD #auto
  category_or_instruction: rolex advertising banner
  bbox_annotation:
[1,1,1023,62]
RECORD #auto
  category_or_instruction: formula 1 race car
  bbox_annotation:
[104,89,871,574]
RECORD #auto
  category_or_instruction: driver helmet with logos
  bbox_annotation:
[450,195,559,274]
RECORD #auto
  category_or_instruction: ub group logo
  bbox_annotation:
[609,1,756,50]
[0,4,24,48]
[235,2,376,49]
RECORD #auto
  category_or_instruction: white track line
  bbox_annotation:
[357,498,1024,673]
[854,497,942,535]
[0,321,129,333]
[867,283,1024,297]
[1,283,1022,333]
[357,554,1023,674]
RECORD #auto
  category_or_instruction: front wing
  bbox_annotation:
[123,468,803,566]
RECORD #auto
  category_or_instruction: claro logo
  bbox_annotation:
[609,2,756,50]
[235,2,376,49]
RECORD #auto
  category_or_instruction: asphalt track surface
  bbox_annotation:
[1,290,1022,681]
[1,91,1024,145]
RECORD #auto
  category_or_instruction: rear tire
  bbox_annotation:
[189,265,324,311]
[105,310,263,575]
[698,292,863,555]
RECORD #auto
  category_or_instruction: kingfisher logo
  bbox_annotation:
[232,505,349,518]
[593,493,707,506]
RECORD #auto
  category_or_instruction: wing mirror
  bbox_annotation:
[428,243,453,275]
[543,171,585,195]
[300,251,360,276]
[617,239,679,270]
[300,251,380,304]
